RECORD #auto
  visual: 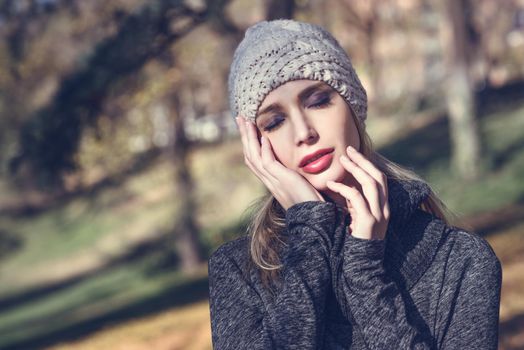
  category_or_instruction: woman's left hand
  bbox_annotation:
[326,146,390,240]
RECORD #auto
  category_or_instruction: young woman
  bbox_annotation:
[208,19,502,349]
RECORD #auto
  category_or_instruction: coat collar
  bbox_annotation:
[332,178,448,290]
[384,178,448,290]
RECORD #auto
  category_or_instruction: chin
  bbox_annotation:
[306,163,346,191]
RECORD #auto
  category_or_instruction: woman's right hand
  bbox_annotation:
[236,116,325,210]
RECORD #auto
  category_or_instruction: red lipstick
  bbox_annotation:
[299,148,334,174]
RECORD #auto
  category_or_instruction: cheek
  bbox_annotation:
[267,137,294,168]
[344,127,360,150]
[341,116,361,149]
[349,122,361,148]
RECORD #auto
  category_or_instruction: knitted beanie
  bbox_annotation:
[228,19,367,124]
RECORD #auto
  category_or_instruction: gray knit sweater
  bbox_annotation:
[208,179,502,349]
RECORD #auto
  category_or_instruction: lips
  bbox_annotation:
[299,148,334,167]
[299,148,335,174]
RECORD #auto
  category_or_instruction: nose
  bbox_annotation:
[292,109,318,146]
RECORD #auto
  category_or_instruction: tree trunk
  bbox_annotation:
[169,94,206,273]
[439,0,482,180]
[442,0,481,180]
[365,18,380,106]
[266,0,295,20]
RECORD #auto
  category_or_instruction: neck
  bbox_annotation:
[321,189,347,209]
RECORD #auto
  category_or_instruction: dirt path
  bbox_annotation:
[48,300,212,350]
[485,221,524,350]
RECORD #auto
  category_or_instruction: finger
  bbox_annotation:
[243,144,284,196]
[259,136,280,183]
[237,118,274,184]
[242,119,265,175]
[340,155,382,221]
[246,124,287,189]
[252,125,292,184]
[326,181,368,213]
[245,120,263,162]
[236,116,248,147]
[346,147,389,220]
[237,117,252,162]
[236,117,255,169]
[243,152,265,180]
[347,146,388,208]
[326,181,374,225]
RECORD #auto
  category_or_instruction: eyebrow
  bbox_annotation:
[256,82,329,118]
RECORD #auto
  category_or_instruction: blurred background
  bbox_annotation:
[0,0,523,349]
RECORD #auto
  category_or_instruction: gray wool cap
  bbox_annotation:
[228,19,368,124]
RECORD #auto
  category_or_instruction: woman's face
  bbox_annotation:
[255,79,361,191]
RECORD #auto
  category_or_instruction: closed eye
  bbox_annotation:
[260,91,333,132]
[262,114,285,132]
[307,92,332,109]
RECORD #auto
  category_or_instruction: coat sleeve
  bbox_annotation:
[331,229,502,350]
[208,201,342,349]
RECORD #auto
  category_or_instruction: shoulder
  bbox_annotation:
[397,209,502,287]
[209,235,250,262]
[443,224,502,276]
[409,209,501,270]
[208,235,252,277]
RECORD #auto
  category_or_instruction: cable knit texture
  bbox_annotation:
[208,178,502,349]
[228,19,367,124]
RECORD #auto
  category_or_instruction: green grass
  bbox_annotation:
[426,153,524,216]
[1,205,124,268]
[0,168,178,286]
[0,258,207,348]
[424,104,524,215]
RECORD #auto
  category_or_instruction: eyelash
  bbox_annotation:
[262,94,332,132]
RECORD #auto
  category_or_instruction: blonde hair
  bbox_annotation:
[245,108,455,292]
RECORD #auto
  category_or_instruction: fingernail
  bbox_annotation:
[260,136,265,144]
[347,146,355,152]
[340,155,349,162]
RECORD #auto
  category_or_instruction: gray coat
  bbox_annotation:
[208,179,502,349]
